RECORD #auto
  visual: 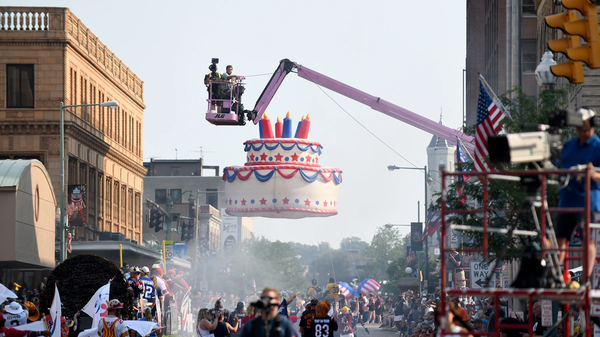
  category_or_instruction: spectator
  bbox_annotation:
[485,297,505,333]
[374,294,382,324]
[240,288,296,337]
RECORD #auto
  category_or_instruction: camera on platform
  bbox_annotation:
[488,110,585,165]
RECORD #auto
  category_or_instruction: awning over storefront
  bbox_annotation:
[66,240,191,270]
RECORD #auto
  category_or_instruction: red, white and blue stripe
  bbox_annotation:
[358,279,380,295]
[475,80,505,172]
[338,282,354,299]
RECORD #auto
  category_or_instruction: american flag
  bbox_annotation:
[456,141,471,204]
[423,205,441,238]
[475,80,505,172]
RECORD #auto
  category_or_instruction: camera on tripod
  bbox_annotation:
[488,110,585,165]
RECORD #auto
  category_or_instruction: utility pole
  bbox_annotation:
[165,189,173,241]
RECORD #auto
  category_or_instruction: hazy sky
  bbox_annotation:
[29,0,467,248]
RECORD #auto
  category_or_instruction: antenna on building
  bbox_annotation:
[191,147,214,160]
[175,148,178,160]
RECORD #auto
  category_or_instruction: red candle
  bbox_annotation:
[275,116,283,138]
[297,114,311,139]
[262,113,274,138]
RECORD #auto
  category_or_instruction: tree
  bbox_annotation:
[340,237,369,252]
[363,226,403,287]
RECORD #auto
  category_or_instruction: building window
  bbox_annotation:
[171,167,182,176]
[171,189,182,203]
[521,40,537,73]
[7,64,34,108]
[206,189,218,209]
[155,189,166,203]
[522,0,536,16]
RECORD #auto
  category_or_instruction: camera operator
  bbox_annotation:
[240,287,296,337]
[556,107,600,282]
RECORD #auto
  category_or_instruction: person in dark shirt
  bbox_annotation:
[312,301,338,337]
[299,299,318,337]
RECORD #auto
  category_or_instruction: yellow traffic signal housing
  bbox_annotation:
[561,0,600,68]
[545,9,585,83]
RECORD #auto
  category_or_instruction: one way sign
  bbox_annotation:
[470,261,496,289]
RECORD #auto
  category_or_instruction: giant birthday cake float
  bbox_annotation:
[223,112,342,219]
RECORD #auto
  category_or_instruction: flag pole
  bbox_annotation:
[456,137,475,163]
[478,73,512,121]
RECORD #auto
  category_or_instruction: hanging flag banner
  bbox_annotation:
[67,185,87,226]
[411,222,423,251]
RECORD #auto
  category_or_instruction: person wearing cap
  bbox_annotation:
[98,299,129,337]
[127,267,144,309]
[150,267,171,303]
[4,301,28,326]
[336,306,354,337]
[240,287,296,337]
[556,107,600,282]
[138,267,156,311]
[0,312,49,337]
[231,302,245,337]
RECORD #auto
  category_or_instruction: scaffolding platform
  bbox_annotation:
[438,166,597,337]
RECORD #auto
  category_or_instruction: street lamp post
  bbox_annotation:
[59,100,118,263]
[387,165,430,292]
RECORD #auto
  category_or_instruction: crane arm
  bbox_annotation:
[250,59,475,152]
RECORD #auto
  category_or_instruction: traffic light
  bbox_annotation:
[546,9,585,83]
[180,222,194,242]
[561,0,600,68]
[149,207,164,232]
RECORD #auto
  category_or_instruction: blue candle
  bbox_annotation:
[259,115,264,139]
[282,111,292,138]
[294,115,304,138]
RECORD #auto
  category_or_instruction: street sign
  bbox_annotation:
[173,243,188,259]
[165,244,174,259]
[470,261,494,289]
[504,280,508,289]
[164,240,174,245]
[199,281,208,291]
[541,300,552,327]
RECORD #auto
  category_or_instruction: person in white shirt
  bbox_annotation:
[4,302,28,326]
[98,300,129,337]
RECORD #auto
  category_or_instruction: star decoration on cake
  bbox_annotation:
[306,154,312,162]
[274,153,283,161]
[282,197,290,204]
[229,199,232,205]
[304,199,311,206]
[291,153,299,161]
[260,198,267,205]
[260,153,268,161]
[241,199,247,206]
[323,200,328,207]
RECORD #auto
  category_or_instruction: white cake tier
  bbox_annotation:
[223,164,342,219]
[244,138,323,168]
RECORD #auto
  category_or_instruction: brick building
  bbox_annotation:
[0,7,146,249]
[465,0,539,126]
[143,158,253,252]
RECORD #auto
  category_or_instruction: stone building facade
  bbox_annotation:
[143,159,254,252]
[0,7,146,245]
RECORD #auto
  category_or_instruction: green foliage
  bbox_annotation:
[364,227,403,285]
